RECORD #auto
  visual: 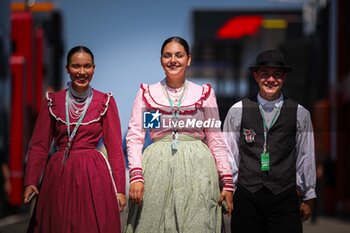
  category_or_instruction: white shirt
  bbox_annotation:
[223,93,316,201]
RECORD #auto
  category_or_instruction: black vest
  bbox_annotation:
[238,97,298,195]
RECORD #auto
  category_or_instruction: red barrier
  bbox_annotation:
[9,56,26,205]
[35,27,44,114]
[11,12,34,109]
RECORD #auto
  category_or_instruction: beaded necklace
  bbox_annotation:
[62,85,93,164]
[67,85,92,119]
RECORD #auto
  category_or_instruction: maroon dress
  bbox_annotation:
[25,89,126,233]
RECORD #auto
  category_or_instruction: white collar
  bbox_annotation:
[257,93,284,111]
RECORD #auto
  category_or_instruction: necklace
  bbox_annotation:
[67,85,92,119]
[63,86,93,164]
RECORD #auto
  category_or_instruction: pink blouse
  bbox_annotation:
[126,80,233,191]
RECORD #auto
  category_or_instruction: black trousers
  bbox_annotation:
[231,184,302,233]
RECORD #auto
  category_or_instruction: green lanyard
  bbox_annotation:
[163,82,186,120]
[63,90,93,164]
[258,104,281,171]
[163,82,186,151]
[258,104,281,153]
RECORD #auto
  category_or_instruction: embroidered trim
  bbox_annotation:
[221,174,234,192]
[130,177,144,184]
[97,150,118,195]
[141,83,211,114]
[129,167,144,184]
[222,185,234,192]
[46,91,112,125]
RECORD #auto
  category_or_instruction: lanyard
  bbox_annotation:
[63,90,93,163]
[163,82,186,151]
[258,104,281,153]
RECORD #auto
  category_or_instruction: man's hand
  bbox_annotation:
[300,199,315,221]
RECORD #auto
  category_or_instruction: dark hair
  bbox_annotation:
[66,46,94,65]
[161,36,190,56]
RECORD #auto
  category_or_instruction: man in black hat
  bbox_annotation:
[223,49,316,233]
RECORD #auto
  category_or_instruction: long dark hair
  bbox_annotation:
[66,46,94,65]
[160,36,190,56]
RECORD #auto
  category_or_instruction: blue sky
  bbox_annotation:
[59,0,302,134]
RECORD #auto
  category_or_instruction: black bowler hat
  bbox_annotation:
[248,49,293,72]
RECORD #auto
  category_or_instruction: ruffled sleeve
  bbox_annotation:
[46,91,65,124]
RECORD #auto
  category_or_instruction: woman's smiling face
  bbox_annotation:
[160,41,191,81]
[66,51,95,93]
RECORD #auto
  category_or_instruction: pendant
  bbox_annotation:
[62,147,69,165]
[62,142,72,165]
[171,130,178,152]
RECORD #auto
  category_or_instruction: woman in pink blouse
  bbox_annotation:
[23,46,126,233]
[124,36,233,233]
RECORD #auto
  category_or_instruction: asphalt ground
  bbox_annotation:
[1,213,349,233]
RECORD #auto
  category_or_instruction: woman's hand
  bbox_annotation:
[1,164,11,196]
[117,193,126,212]
[218,190,233,216]
[129,181,144,206]
[23,185,39,204]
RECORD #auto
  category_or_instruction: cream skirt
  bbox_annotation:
[124,134,222,233]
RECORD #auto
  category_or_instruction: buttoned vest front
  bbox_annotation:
[238,97,298,195]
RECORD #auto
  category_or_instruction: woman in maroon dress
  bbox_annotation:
[23,46,126,233]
